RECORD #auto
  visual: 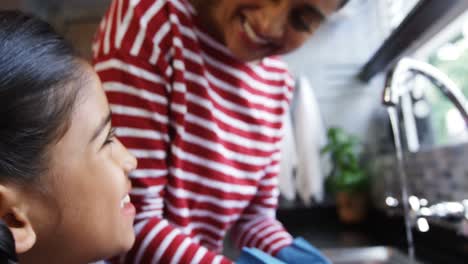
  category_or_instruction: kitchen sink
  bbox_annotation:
[321,246,421,264]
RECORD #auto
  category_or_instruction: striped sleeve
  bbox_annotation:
[229,58,295,253]
[93,0,233,263]
[94,50,232,264]
[231,150,293,256]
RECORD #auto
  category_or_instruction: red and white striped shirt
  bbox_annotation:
[93,0,294,263]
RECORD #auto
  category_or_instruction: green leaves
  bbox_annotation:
[322,127,368,194]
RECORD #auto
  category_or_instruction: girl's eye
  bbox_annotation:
[103,127,116,146]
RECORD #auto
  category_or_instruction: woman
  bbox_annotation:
[93,0,347,263]
[0,11,137,263]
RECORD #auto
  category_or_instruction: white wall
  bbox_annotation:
[283,0,391,145]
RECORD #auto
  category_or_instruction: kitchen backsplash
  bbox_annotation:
[371,143,468,209]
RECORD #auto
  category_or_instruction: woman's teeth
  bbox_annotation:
[120,194,131,208]
[243,21,269,45]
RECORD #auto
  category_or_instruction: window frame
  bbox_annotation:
[358,0,468,82]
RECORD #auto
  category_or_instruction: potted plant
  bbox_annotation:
[321,127,369,224]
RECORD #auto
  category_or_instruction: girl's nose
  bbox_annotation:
[117,139,137,175]
[124,151,137,175]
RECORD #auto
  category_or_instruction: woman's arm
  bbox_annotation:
[231,150,293,256]
[93,1,233,262]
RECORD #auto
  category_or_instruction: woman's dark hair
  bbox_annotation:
[0,11,83,185]
[0,220,16,263]
[340,0,350,9]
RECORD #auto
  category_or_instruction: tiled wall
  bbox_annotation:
[371,143,468,209]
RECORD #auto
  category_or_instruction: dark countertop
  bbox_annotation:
[276,206,468,264]
[222,206,467,263]
[277,206,379,248]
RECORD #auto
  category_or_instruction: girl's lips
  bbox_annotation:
[120,194,131,208]
[122,201,136,217]
[120,194,135,217]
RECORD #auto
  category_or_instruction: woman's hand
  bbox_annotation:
[275,237,331,264]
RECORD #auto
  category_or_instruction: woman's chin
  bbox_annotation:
[230,49,261,62]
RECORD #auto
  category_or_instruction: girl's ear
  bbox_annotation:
[4,209,36,254]
[0,185,37,254]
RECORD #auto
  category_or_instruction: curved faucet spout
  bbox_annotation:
[383,57,468,126]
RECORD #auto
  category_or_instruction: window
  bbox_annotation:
[412,11,468,147]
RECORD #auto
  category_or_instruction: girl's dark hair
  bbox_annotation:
[0,11,82,185]
[0,220,16,263]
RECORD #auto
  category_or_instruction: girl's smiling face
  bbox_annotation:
[191,0,342,62]
[19,63,137,263]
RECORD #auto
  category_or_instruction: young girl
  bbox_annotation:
[0,11,137,263]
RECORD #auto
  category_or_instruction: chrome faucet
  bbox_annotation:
[382,57,468,152]
[382,57,468,236]
[383,57,468,126]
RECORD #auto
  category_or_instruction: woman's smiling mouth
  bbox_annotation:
[242,19,269,45]
[237,13,283,57]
